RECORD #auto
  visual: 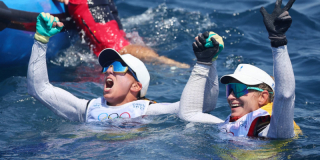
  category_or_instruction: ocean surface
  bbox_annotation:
[1,0,320,159]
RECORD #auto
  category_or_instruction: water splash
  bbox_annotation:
[49,41,98,68]
[223,54,244,69]
[122,3,217,47]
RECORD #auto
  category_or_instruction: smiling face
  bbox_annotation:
[226,79,261,118]
[103,66,140,106]
[227,90,260,118]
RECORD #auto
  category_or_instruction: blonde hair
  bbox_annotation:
[249,83,274,103]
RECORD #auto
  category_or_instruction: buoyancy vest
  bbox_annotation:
[219,103,301,137]
[86,97,150,122]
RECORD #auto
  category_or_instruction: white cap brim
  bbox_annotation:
[220,64,275,92]
[98,49,122,67]
[221,74,263,86]
[98,48,150,97]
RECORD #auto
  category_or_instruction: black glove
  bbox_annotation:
[260,0,295,47]
[192,31,220,65]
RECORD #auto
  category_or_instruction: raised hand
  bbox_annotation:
[34,13,64,43]
[192,31,224,65]
[260,0,295,47]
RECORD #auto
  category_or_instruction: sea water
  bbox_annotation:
[1,0,320,159]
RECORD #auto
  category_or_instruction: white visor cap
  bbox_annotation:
[98,49,150,97]
[220,64,275,92]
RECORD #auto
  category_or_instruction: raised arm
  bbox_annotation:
[145,58,219,116]
[28,13,88,122]
[178,32,224,123]
[260,0,296,138]
[268,45,295,138]
[203,60,219,113]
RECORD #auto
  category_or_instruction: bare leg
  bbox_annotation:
[119,44,190,68]
[69,0,189,68]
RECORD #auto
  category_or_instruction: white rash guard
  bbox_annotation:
[27,40,180,122]
[87,97,150,122]
[178,45,295,139]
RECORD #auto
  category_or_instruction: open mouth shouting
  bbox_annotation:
[105,77,114,92]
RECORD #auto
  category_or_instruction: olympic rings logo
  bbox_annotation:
[98,112,131,121]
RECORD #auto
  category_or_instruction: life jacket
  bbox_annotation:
[86,97,151,122]
[219,103,301,137]
[68,0,130,56]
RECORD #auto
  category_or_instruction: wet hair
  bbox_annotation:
[136,91,156,103]
[248,83,274,103]
[137,91,141,99]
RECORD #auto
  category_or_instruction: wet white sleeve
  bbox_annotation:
[178,61,224,123]
[145,101,180,115]
[267,45,295,138]
[27,40,89,122]
[203,60,219,113]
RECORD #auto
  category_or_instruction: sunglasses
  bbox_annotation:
[226,83,273,98]
[102,61,139,82]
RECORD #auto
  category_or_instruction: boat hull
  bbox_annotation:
[0,0,77,66]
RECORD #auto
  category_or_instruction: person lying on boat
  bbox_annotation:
[28,13,184,122]
[56,0,189,68]
[178,0,301,138]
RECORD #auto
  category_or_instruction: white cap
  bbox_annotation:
[220,64,275,92]
[98,49,150,97]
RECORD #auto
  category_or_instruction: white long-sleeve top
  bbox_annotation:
[178,46,295,139]
[27,41,180,122]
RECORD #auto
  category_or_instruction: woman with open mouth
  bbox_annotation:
[178,0,301,138]
[27,13,183,123]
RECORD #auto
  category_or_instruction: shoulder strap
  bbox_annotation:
[247,115,271,137]
[139,97,157,104]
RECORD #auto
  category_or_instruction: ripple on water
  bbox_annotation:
[1,0,320,159]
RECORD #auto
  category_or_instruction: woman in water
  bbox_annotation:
[28,13,183,122]
[178,0,300,138]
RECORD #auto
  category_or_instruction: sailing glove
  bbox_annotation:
[193,31,224,65]
[34,13,64,43]
[260,0,295,47]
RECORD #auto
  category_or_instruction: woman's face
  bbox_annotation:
[227,79,260,118]
[103,66,136,105]
[227,90,260,118]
